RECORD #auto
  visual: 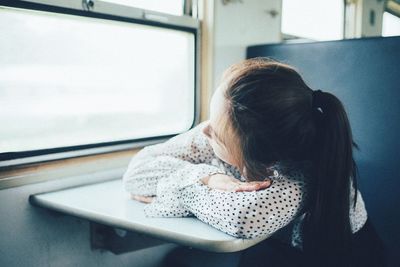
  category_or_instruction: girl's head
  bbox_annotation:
[204,57,317,180]
[204,57,360,266]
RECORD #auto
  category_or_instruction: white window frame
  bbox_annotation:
[0,0,201,168]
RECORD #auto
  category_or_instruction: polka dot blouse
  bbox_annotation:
[122,120,368,250]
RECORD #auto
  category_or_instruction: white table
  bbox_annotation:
[30,179,267,253]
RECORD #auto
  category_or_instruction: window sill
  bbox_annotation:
[0,148,139,190]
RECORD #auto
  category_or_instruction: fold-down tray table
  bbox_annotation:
[30,179,268,253]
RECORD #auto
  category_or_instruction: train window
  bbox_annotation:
[102,0,184,16]
[281,0,344,41]
[0,4,197,165]
[382,12,400,37]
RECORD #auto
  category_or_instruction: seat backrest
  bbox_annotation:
[247,36,400,266]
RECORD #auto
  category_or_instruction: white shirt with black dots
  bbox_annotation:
[122,120,368,250]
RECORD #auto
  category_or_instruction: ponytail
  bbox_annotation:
[220,58,361,265]
[303,90,359,266]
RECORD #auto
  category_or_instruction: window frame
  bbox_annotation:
[0,0,201,168]
[386,0,400,19]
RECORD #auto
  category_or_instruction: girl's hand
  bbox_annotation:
[201,173,272,192]
[130,194,155,203]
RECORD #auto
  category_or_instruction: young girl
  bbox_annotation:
[122,58,386,266]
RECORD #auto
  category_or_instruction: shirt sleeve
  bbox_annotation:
[349,180,368,233]
[122,120,228,215]
[178,168,309,239]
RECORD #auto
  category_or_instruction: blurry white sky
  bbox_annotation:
[0,7,195,152]
[382,11,400,36]
[282,0,344,41]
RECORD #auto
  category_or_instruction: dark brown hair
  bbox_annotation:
[219,57,359,266]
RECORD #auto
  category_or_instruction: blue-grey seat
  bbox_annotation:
[247,36,400,266]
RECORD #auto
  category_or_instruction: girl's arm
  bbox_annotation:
[123,120,309,238]
[122,120,228,216]
[179,170,309,239]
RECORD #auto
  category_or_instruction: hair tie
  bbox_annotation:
[312,89,324,109]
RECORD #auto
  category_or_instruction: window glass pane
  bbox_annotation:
[0,7,195,153]
[382,12,400,37]
[102,0,184,16]
[282,0,344,41]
